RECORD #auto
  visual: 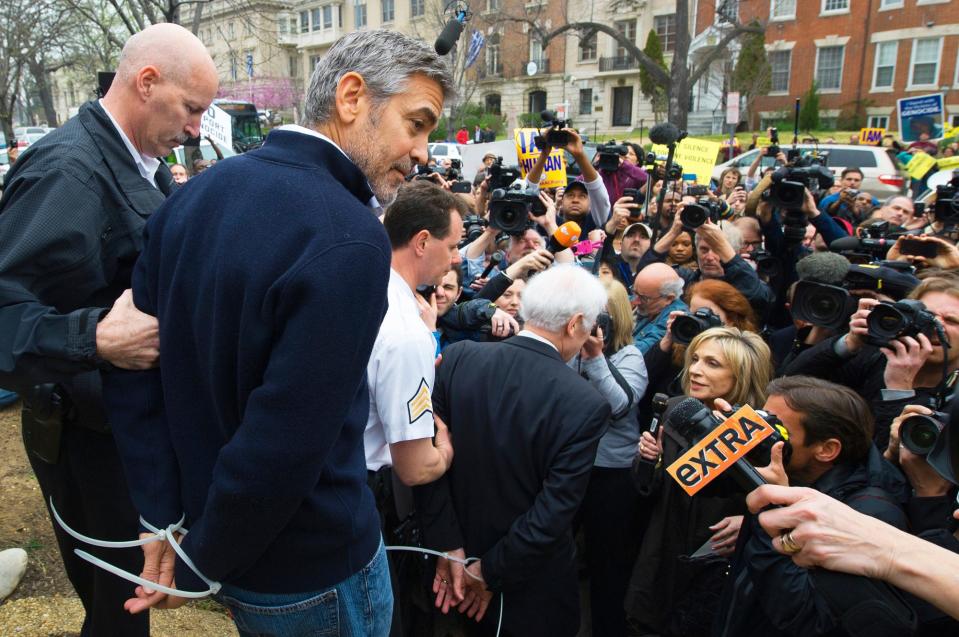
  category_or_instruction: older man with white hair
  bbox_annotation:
[414,265,612,637]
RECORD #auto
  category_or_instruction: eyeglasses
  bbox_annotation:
[635,292,664,304]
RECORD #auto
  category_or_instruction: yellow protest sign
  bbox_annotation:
[859,127,885,145]
[907,152,938,180]
[652,137,723,185]
[513,128,567,189]
[755,136,772,147]
[938,156,959,171]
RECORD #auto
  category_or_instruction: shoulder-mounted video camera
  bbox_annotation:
[934,170,959,227]
[596,140,628,172]
[489,183,546,235]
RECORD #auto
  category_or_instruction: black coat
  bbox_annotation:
[713,447,910,637]
[414,335,611,637]
[0,101,173,426]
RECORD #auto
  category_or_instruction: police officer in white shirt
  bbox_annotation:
[366,179,467,636]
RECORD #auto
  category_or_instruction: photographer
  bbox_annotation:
[569,278,649,637]
[818,167,865,224]
[526,127,611,235]
[431,268,523,349]
[783,277,958,451]
[714,376,910,637]
[596,141,648,204]
[639,210,774,320]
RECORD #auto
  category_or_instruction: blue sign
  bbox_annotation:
[897,93,944,142]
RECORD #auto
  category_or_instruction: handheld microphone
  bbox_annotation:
[481,251,504,278]
[434,10,468,55]
[649,122,682,146]
[635,393,671,485]
[547,221,581,254]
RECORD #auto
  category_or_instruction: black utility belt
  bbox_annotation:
[22,384,110,464]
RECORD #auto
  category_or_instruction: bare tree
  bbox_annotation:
[497,0,764,130]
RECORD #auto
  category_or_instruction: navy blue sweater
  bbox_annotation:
[104,130,391,594]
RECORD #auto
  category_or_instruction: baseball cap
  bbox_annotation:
[482,152,497,161]
[623,222,652,239]
[565,179,588,195]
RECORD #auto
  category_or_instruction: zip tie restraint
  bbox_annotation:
[50,498,221,598]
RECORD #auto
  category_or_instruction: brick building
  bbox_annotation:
[739,0,959,132]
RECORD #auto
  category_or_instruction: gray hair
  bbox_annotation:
[883,194,914,210]
[304,30,455,125]
[520,265,608,332]
[695,221,743,253]
[660,277,684,300]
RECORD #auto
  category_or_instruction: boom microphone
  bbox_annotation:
[795,252,851,285]
[649,122,682,146]
[481,251,504,278]
[829,236,896,253]
[547,221,581,254]
[434,11,467,55]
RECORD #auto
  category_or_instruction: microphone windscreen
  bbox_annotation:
[829,236,863,253]
[490,251,504,265]
[796,252,850,285]
[434,19,464,55]
[663,396,709,429]
[649,122,681,146]
[552,221,581,248]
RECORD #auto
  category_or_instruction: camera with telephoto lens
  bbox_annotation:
[763,156,834,243]
[461,215,489,246]
[592,311,613,348]
[790,280,855,331]
[533,109,571,148]
[596,141,628,172]
[489,184,546,235]
[412,163,441,180]
[671,404,793,474]
[671,307,723,345]
[865,299,939,348]
[750,248,781,279]
[680,197,723,230]
[934,170,959,226]
[486,156,522,191]
[900,410,949,456]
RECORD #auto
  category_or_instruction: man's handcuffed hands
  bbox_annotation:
[125,532,187,614]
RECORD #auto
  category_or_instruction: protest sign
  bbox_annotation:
[651,137,722,185]
[897,94,944,142]
[200,104,232,150]
[906,152,938,180]
[859,127,885,145]
[514,128,567,189]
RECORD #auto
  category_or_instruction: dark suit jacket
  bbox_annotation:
[415,335,611,637]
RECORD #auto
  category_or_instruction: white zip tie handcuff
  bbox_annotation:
[52,501,503,634]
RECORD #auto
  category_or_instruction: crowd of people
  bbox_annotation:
[0,22,958,637]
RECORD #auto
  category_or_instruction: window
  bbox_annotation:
[529,37,544,64]
[355,3,367,27]
[382,0,394,22]
[579,32,597,61]
[291,17,298,33]
[228,21,235,38]
[529,90,547,114]
[411,0,424,17]
[615,20,636,60]
[717,0,739,23]
[485,93,501,114]
[654,14,676,53]
[909,37,942,87]
[769,50,791,93]
[289,54,299,78]
[309,55,322,71]
[879,0,903,8]
[486,35,501,75]
[868,115,889,129]
[279,18,288,36]
[311,8,320,30]
[323,5,333,28]
[486,0,500,10]
[872,41,897,90]
[244,19,253,35]
[579,88,593,115]
[815,45,845,91]
[230,53,238,81]
[821,0,849,12]
[770,0,796,20]
[300,11,309,33]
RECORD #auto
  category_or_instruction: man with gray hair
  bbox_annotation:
[632,263,688,354]
[105,29,453,634]
[413,265,611,636]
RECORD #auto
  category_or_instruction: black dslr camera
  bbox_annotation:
[865,299,940,348]
[680,197,723,230]
[446,158,463,181]
[900,409,949,456]
[461,215,489,246]
[671,307,723,345]
[934,170,959,226]
[790,280,855,331]
[486,156,522,191]
[534,109,571,148]
[592,311,613,348]
[596,141,628,172]
[763,155,834,243]
[489,184,546,235]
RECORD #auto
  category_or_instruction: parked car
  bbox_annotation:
[427,142,463,165]
[712,144,908,197]
[13,126,49,148]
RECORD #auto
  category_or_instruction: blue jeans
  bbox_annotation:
[216,540,393,637]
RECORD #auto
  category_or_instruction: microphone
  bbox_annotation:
[434,11,467,55]
[649,122,682,146]
[546,221,581,254]
[795,252,850,285]
[635,393,671,486]
[481,251,504,278]
[829,236,895,253]
[663,397,768,493]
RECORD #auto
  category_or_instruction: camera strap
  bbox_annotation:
[604,356,634,420]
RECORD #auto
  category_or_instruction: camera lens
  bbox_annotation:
[868,304,905,341]
[671,315,702,345]
[900,414,945,456]
[680,204,707,229]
